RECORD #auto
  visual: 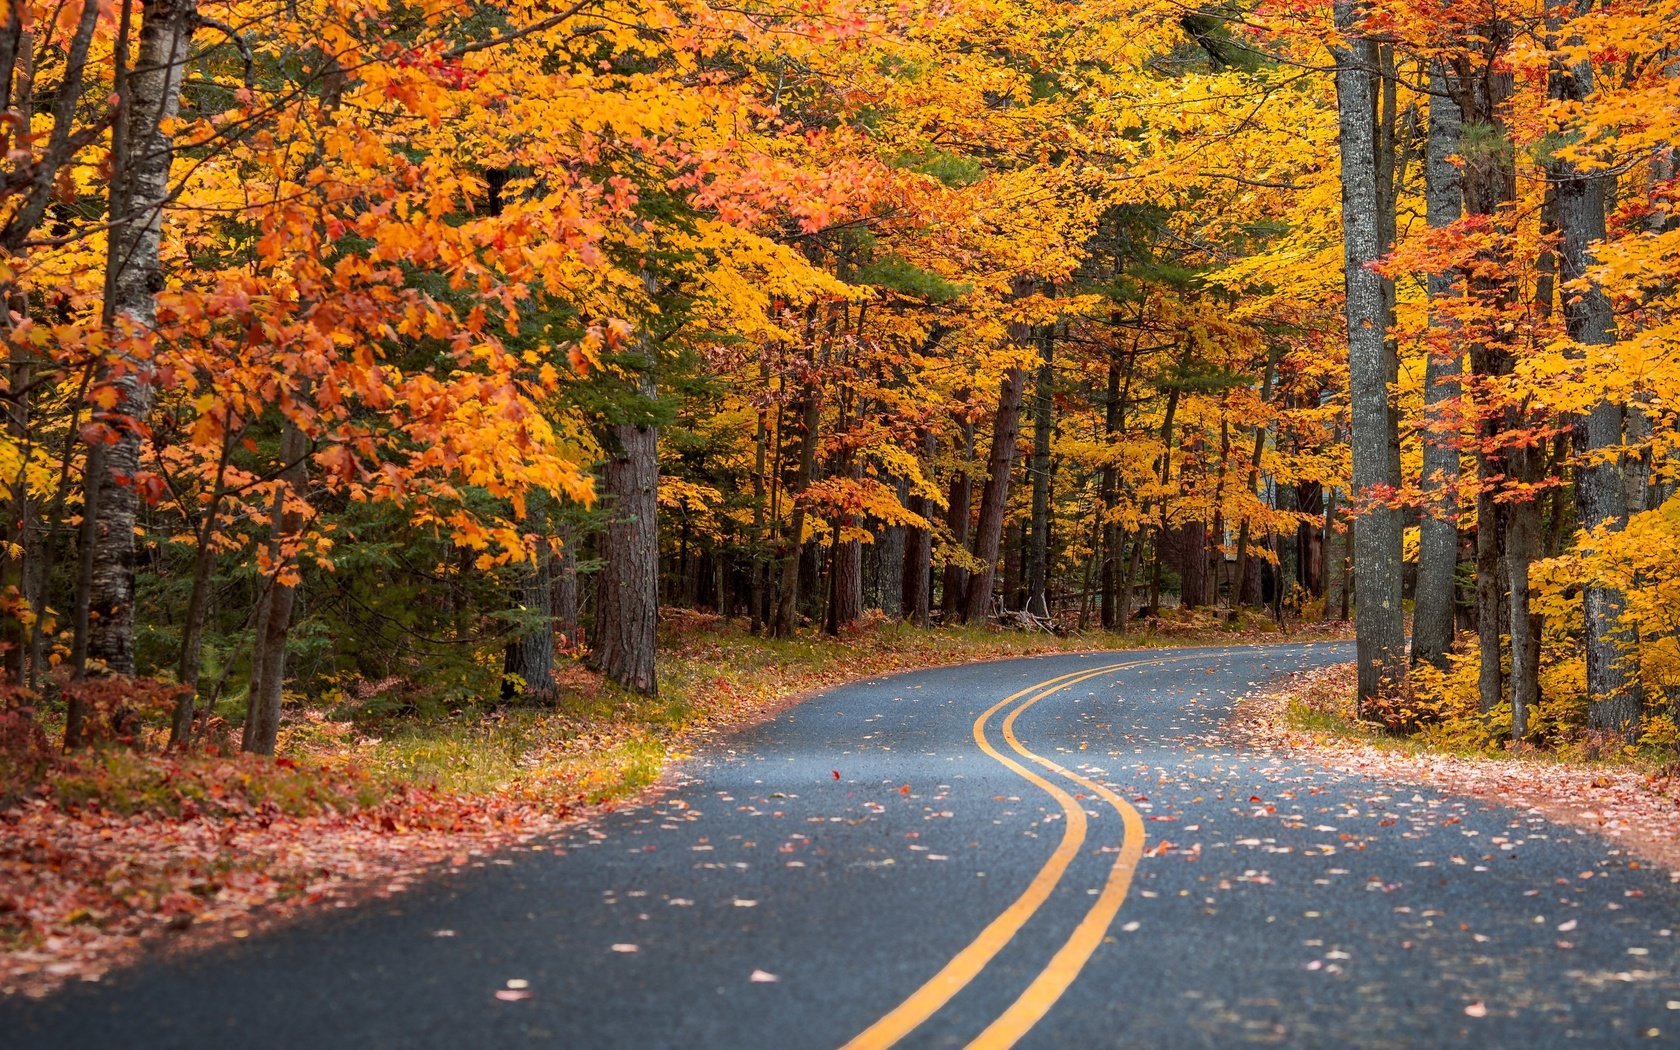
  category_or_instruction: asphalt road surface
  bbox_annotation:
[9,642,1680,1048]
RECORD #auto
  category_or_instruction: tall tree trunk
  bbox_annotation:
[596,396,660,694]
[940,416,976,622]
[503,500,556,701]
[1554,46,1641,734]
[1333,15,1406,705]
[826,531,863,634]
[1231,349,1278,611]
[902,431,935,628]
[771,359,821,638]
[1413,63,1465,670]
[1099,357,1122,628]
[962,366,1029,623]
[1024,328,1054,617]
[875,476,908,614]
[241,422,307,755]
[88,0,199,679]
[749,359,771,632]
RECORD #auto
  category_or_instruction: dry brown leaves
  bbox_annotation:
[0,786,592,999]
[1232,664,1680,877]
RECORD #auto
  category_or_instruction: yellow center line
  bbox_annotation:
[839,657,1175,1050]
[962,681,1167,1049]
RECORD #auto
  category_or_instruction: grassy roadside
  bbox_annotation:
[2,610,1344,997]
[334,610,1347,806]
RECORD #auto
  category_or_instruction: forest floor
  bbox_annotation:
[1232,664,1680,878]
[0,608,1337,998]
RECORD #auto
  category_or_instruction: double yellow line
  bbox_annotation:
[842,656,1185,1050]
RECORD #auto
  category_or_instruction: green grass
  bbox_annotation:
[20,614,1350,819]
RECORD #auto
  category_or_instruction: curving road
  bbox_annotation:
[9,642,1680,1048]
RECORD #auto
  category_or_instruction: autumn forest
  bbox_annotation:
[9,0,1680,1023]
[8,0,1680,748]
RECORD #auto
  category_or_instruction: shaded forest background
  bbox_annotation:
[2,0,1679,761]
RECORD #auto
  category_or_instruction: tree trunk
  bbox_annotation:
[962,365,1029,623]
[503,500,556,701]
[771,390,819,638]
[749,360,770,632]
[1099,357,1122,628]
[902,431,935,627]
[875,476,908,614]
[1554,40,1642,735]
[241,422,307,756]
[940,416,976,622]
[1231,350,1278,611]
[88,0,199,679]
[596,411,660,695]
[1176,522,1207,610]
[1024,328,1054,617]
[1505,462,1541,738]
[826,532,863,634]
[1333,16,1406,705]
[1413,63,1464,670]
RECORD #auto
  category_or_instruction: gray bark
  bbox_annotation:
[901,432,935,628]
[770,368,820,638]
[874,476,909,614]
[1413,64,1464,670]
[1099,356,1123,628]
[89,0,199,677]
[962,366,1028,623]
[939,417,976,621]
[1230,349,1278,611]
[1333,17,1407,703]
[1555,47,1642,734]
[1024,330,1054,617]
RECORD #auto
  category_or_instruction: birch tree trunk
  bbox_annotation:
[89,0,198,677]
[1333,15,1406,705]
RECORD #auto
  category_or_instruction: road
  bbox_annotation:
[9,642,1680,1048]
